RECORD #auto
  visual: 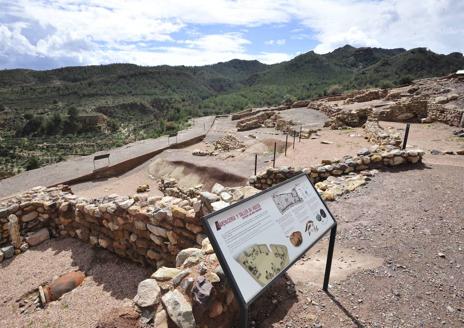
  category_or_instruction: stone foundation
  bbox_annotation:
[249,146,424,190]
[0,186,209,267]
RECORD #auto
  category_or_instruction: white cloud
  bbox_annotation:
[289,0,464,54]
[265,39,286,46]
[0,0,463,69]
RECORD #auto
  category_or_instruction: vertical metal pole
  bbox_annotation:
[176,134,178,144]
[285,134,288,156]
[293,132,296,149]
[402,123,410,150]
[273,142,276,168]
[240,305,248,328]
[167,136,170,145]
[323,224,337,292]
[254,154,257,175]
[299,126,302,142]
[203,122,206,131]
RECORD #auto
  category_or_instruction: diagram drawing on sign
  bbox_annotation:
[236,244,289,286]
[272,187,303,214]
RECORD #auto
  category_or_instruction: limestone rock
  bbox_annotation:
[201,238,214,255]
[117,198,134,209]
[211,200,229,211]
[154,308,168,328]
[21,211,38,222]
[152,267,181,281]
[162,289,196,328]
[220,191,233,202]
[134,278,160,308]
[8,214,21,248]
[172,206,187,219]
[176,248,203,267]
[147,224,167,237]
[25,228,50,246]
[211,183,225,194]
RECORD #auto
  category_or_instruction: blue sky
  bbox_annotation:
[0,0,463,70]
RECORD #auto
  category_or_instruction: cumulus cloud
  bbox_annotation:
[289,0,464,54]
[0,0,463,69]
[265,39,286,46]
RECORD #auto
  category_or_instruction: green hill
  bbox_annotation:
[0,45,463,177]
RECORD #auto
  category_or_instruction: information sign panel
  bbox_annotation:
[203,173,336,306]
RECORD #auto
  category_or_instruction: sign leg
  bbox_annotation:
[240,304,248,328]
[323,224,337,291]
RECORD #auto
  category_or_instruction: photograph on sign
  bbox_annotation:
[204,174,335,304]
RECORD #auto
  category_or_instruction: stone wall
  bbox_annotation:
[363,120,402,146]
[425,103,464,127]
[0,186,208,267]
[248,146,424,190]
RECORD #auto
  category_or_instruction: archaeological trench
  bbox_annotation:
[0,73,463,327]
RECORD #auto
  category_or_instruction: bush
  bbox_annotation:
[25,157,40,171]
[397,76,413,86]
[327,84,342,96]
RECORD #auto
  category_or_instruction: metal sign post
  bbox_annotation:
[203,173,337,328]
[402,123,410,150]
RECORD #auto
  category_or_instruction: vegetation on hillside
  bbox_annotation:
[1,45,463,178]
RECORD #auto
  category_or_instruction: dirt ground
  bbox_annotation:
[0,238,152,328]
[251,163,464,328]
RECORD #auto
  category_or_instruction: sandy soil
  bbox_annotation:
[277,128,371,167]
[251,163,464,327]
[381,121,464,167]
[0,238,152,328]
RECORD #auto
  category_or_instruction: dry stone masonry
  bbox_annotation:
[248,146,424,194]
[306,75,464,129]
[0,181,258,327]
[0,185,210,267]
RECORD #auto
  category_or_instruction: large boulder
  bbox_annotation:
[133,278,161,308]
[162,289,196,328]
[25,228,50,247]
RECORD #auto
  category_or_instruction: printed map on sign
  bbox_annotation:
[236,244,289,286]
[205,174,335,304]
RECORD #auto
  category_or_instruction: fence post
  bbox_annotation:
[293,132,296,149]
[273,142,276,168]
[299,126,302,142]
[254,154,257,175]
[402,123,410,150]
[285,134,288,156]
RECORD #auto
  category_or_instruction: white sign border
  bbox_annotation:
[203,172,337,307]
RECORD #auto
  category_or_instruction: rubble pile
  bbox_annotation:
[212,135,245,152]
[314,170,376,201]
[231,105,289,121]
[249,146,424,192]
[158,178,202,200]
[133,238,238,328]
[324,107,372,129]
[374,97,428,122]
[345,89,388,103]
[364,120,402,146]
[305,76,464,129]
[236,111,276,131]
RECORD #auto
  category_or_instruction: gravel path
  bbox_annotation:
[251,162,464,327]
[0,238,151,328]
